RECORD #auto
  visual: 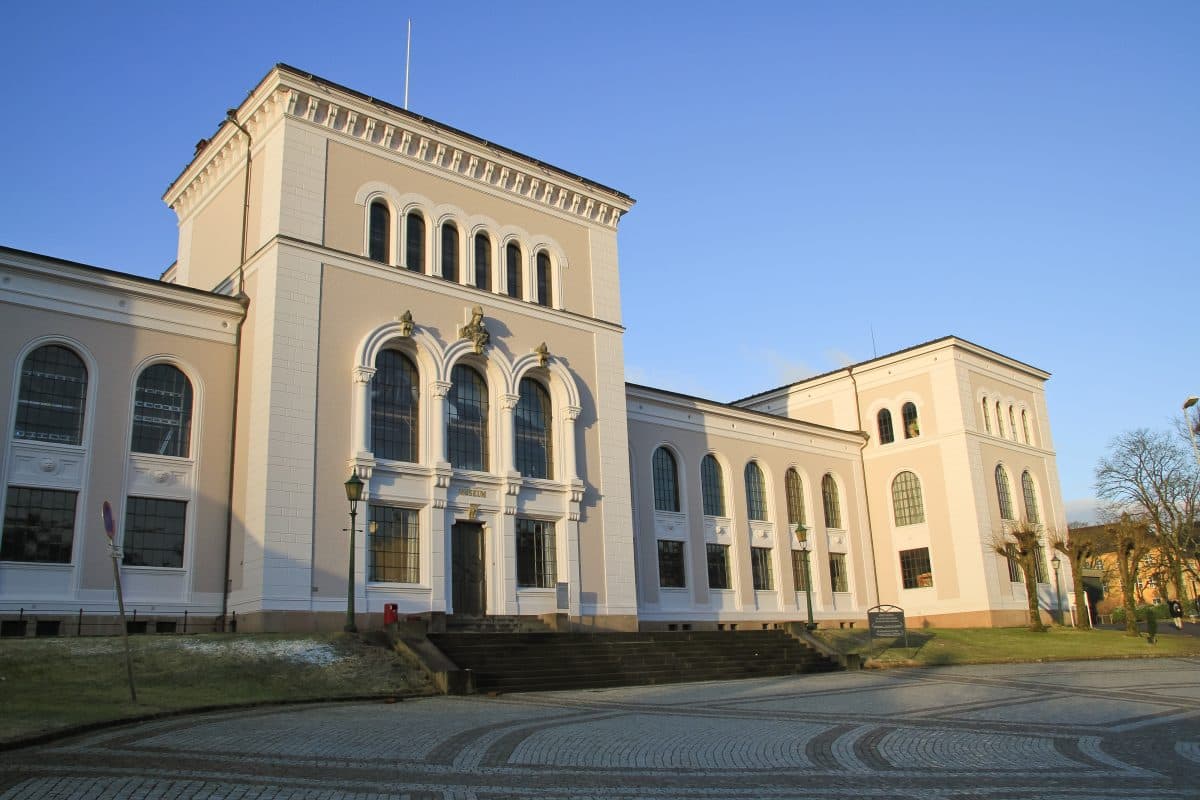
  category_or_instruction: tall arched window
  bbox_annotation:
[785,468,806,526]
[514,378,552,479]
[535,250,552,307]
[745,462,767,521]
[405,211,425,272]
[368,200,390,263]
[1021,409,1032,445]
[131,364,193,458]
[505,241,522,299]
[1021,470,1040,523]
[877,409,894,445]
[995,465,1014,520]
[995,401,1005,437]
[14,344,88,445]
[474,232,491,290]
[440,222,459,282]
[981,397,991,434]
[821,474,842,529]
[891,471,925,526]
[700,454,725,516]
[652,447,679,512]
[902,402,920,438]
[371,350,419,462]
[447,364,488,471]
[1008,406,1017,441]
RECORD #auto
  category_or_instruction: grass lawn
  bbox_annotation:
[0,632,434,744]
[814,624,1200,668]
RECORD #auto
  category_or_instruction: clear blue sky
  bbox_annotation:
[2,2,1197,520]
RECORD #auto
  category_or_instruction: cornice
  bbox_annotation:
[165,67,635,230]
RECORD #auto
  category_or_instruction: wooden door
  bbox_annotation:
[451,522,485,616]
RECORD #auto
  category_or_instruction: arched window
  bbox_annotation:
[371,349,419,462]
[405,211,425,272]
[505,241,522,299]
[131,364,193,458]
[652,447,679,512]
[902,402,920,438]
[368,200,390,263]
[440,222,459,282]
[700,454,725,516]
[785,468,806,526]
[891,471,925,526]
[1008,406,1017,441]
[745,462,767,521]
[474,232,491,290]
[981,397,991,434]
[995,465,1014,520]
[995,401,1005,437]
[514,378,552,479]
[447,364,488,471]
[1021,409,1032,445]
[877,409,894,445]
[535,250,552,307]
[14,344,88,445]
[1021,470,1040,523]
[821,474,842,529]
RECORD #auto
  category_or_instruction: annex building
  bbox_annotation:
[0,65,1072,636]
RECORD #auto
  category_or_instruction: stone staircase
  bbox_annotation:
[426,628,840,693]
[445,614,553,634]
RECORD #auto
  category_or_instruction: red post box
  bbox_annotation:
[383,603,398,625]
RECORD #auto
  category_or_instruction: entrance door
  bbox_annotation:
[451,521,486,616]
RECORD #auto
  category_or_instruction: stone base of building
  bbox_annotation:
[0,611,222,638]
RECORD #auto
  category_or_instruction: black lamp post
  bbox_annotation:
[1050,551,1063,626]
[795,523,816,630]
[343,471,364,633]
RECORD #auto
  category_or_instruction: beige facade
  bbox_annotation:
[0,64,1072,634]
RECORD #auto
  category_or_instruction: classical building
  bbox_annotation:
[0,65,1071,636]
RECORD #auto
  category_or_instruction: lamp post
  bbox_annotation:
[343,471,364,633]
[1184,397,1200,468]
[1050,552,1063,626]
[794,523,816,630]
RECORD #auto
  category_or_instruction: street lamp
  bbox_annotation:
[1050,551,1063,626]
[343,471,364,633]
[794,523,816,630]
[1184,397,1200,468]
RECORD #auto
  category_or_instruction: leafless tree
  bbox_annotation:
[991,522,1047,632]
[1051,529,1092,627]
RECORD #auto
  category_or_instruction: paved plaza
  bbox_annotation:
[2,657,1199,799]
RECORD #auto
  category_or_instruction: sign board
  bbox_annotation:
[867,604,907,645]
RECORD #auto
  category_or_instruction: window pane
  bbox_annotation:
[1,487,77,563]
[791,550,810,592]
[902,402,920,438]
[1008,406,1017,441]
[447,365,488,471]
[751,546,773,590]
[657,539,686,588]
[372,350,419,462]
[14,345,87,445]
[535,250,552,307]
[122,497,186,568]
[785,468,805,526]
[515,378,552,479]
[821,474,842,529]
[369,505,419,583]
[981,398,991,434]
[441,222,459,282]
[1021,471,1040,523]
[829,553,848,593]
[652,448,679,512]
[877,409,894,444]
[474,232,491,290]
[1021,410,1032,444]
[706,543,730,589]
[131,364,193,458]
[891,471,925,526]
[1034,545,1049,583]
[505,242,522,299]
[899,547,932,589]
[995,465,1014,520]
[701,455,726,517]
[369,201,389,263]
[745,462,767,521]
[996,402,1005,437]
[405,212,425,272]
[516,518,555,588]
[1006,543,1021,582]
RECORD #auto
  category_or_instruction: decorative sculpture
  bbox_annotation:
[398,310,413,337]
[534,342,549,367]
[459,305,490,354]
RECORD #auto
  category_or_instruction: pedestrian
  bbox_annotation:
[1169,599,1183,630]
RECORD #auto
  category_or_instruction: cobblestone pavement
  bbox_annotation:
[3,657,1200,799]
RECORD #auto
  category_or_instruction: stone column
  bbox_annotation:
[351,366,376,458]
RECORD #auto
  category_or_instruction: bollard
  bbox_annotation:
[183,609,188,634]
[78,608,84,637]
